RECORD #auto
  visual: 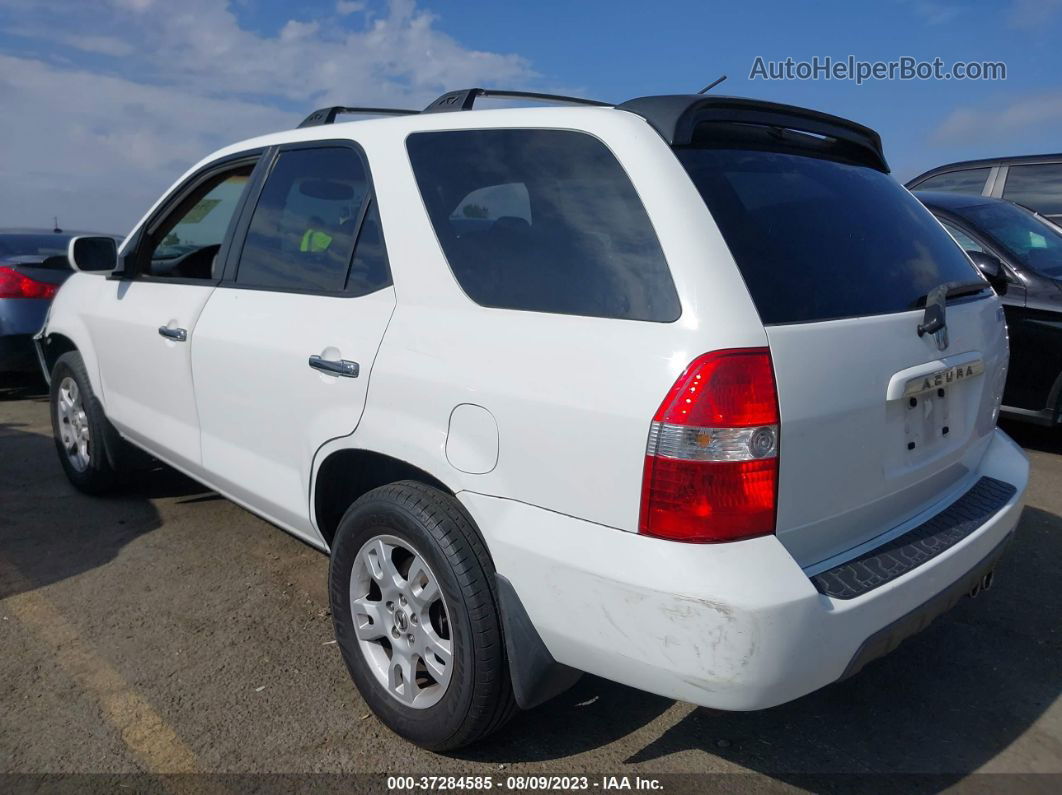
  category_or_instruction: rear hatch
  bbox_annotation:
[675,125,1008,568]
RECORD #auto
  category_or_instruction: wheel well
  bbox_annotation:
[41,333,78,378]
[314,449,453,549]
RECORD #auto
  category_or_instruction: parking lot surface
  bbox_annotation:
[2,373,1060,787]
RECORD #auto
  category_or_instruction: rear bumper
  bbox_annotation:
[463,428,1028,710]
[0,298,49,372]
[0,334,39,372]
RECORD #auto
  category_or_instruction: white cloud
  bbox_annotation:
[932,92,1062,144]
[904,0,963,25]
[0,55,294,234]
[336,1,366,14]
[111,0,156,11]
[0,0,538,232]
[279,19,321,42]
[56,33,136,56]
[1008,0,1062,30]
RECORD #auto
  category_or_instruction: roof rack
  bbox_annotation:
[297,106,419,128]
[423,88,611,114]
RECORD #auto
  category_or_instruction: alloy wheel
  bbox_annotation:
[349,534,453,709]
[56,376,91,472]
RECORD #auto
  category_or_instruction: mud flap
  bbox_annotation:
[496,574,582,710]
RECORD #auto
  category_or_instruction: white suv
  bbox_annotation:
[38,89,1029,750]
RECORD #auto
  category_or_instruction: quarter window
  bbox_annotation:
[914,168,991,195]
[236,147,390,294]
[407,129,680,322]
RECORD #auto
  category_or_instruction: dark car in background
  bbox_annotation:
[907,154,1062,226]
[915,191,1062,426]
[0,228,119,372]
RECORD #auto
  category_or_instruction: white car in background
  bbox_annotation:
[37,88,1028,750]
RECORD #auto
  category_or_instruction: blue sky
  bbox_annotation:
[1,0,1061,232]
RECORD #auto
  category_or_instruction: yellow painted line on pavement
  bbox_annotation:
[0,555,200,774]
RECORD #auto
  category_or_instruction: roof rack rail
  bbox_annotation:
[423,88,611,114]
[297,106,419,128]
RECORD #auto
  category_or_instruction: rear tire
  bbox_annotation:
[50,351,127,494]
[329,481,516,750]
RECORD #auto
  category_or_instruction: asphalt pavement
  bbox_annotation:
[1,373,1059,790]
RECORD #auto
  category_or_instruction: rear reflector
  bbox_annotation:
[0,266,58,299]
[639,349,779,543]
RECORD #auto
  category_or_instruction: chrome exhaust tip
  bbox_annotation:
[969,570,995,598]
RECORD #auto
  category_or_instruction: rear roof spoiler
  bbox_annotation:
[616,94,889,173]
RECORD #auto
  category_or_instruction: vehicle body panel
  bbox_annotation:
[0,295,51,370]
[193,286,396,544]
[89,279,216,471]
[768,295,1007,567]
[324,108,768,534]
[461,428,1026,710]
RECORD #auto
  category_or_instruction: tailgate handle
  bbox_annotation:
[885,351,984,401]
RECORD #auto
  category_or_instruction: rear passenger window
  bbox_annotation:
[407,130,680,322]
[236,147,391,295]
[1001,163,1062,216]
[914,168,991,195]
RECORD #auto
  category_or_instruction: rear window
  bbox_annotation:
[676,148,981,324]
[0,234,71,259]
[406,129,680,322]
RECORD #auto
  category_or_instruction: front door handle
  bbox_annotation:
[158,326,187,342]
[308,355,359,378]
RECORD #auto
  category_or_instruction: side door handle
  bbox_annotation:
[308,355,359,378]
[158,326,188,342]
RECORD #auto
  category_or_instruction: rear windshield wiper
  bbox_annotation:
[914,280,989,338]
[911,280,990,310]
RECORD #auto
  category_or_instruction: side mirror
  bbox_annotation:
[67,236,118,273]
[966,250,1008,294]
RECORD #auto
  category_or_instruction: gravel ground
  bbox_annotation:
[1,373,1059,791]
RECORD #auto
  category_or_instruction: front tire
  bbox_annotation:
[49,351,125,494]
[329,481,516,750]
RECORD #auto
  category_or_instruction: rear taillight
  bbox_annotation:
[0,266,58,299]
[638,348,779,543]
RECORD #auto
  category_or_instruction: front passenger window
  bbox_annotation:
[145,166,254,279]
